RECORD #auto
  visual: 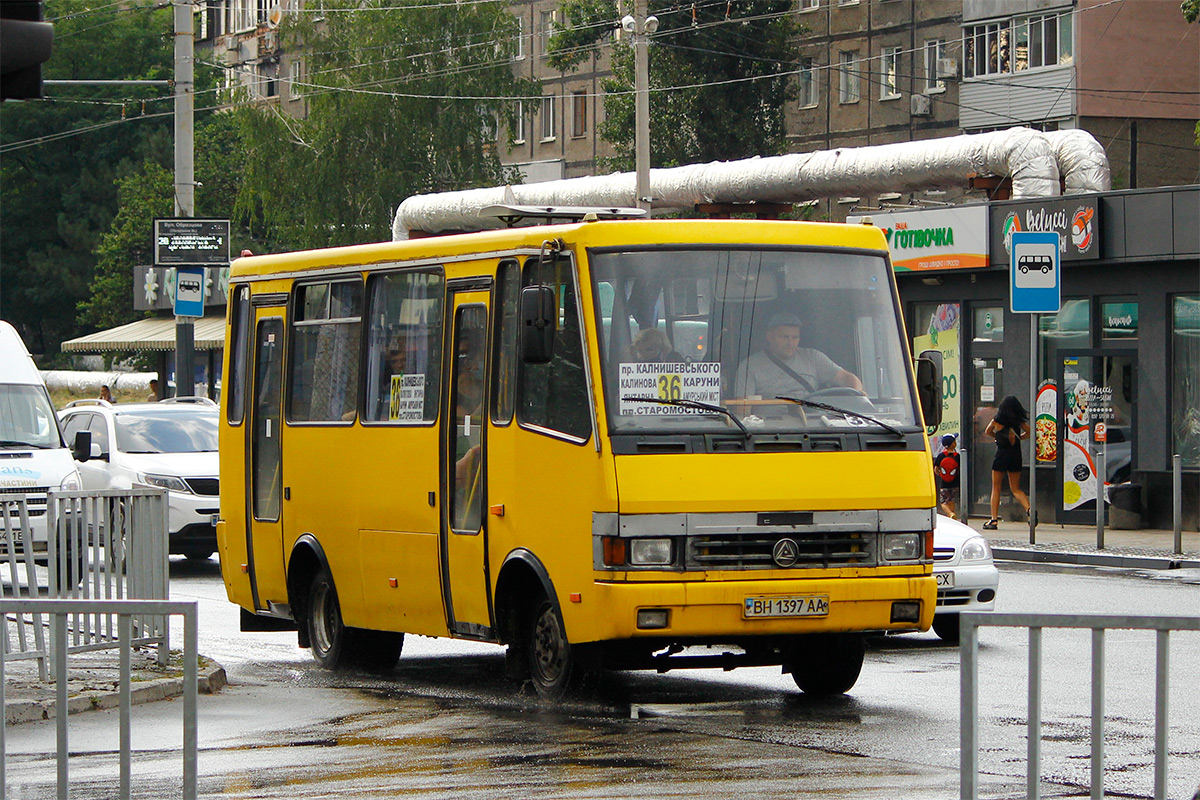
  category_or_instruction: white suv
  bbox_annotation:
[59,398,220,561]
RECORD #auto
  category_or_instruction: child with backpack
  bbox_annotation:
[933,433,961,520]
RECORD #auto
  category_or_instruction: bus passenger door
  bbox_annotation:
[246,314,287,611]
[441,290,492,637]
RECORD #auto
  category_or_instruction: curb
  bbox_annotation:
[4,662,227,726]
[993,547,1200,571]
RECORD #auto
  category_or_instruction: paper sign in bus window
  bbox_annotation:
[389,373,426,421]
[618,362,721,415]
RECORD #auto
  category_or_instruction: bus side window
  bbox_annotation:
[289,280,362,423]
[518,257,591,441]
[492,261,519,425]
[227,285,250,425]
[363,269,444,424]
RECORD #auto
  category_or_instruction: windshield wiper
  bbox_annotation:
[0,439,50,449]
[621,396,750,438]
[776,395,906,437]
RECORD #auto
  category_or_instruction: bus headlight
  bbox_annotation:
[629,538,673,566]
[883,533,921,561]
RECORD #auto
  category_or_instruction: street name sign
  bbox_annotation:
[1010,231,1061,314]
[154,218,230,266]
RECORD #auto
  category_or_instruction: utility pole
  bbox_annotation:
[173,0,195,398]
[622,3,656,212]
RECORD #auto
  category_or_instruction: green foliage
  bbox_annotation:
[549,0,799,169]
[1184,0,1199,24]
[232,0,539,249]
[0,0,176,354]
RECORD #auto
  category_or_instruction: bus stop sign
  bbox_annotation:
[174,266,205,318]
[1010,231,1061,314]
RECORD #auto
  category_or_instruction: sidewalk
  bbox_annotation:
[2,646,226,726]
[966,516,1200,570]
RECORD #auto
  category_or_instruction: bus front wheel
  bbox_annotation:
[526,598,574,700]
[786,633,865,695]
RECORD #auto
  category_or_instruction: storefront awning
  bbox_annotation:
[61,315,226,353]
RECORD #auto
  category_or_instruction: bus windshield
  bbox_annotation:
[590,247,920,436]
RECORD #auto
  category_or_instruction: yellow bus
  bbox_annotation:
[219,212,943,699]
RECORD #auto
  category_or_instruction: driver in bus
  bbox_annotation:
[734,312,863,401]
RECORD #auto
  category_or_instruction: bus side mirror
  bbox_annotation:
[72,430,92,463]
[915,349,943,428]
[520,285,556,364]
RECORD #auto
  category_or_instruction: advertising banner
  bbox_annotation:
[849,206,989,272]
[993,197,1100,266]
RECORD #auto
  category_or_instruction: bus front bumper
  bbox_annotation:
[581,575,936,642]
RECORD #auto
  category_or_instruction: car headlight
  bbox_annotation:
[140,473,191,493]
[628,538,673,566]
[960,536,992,562]
[883,532,921,561]
[59,473,80,491]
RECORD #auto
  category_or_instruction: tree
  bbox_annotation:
[0,0,175,356]
[548,0,800,170]
[1184,0,1199,24]
[233,0,538,250]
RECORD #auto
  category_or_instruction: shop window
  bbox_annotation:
[1172,295,1200,468]
[1038,298,1090,384]
[1100,300,1138,341]
[972,306,1004,343]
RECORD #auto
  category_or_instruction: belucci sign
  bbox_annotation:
[991,196,1101,264]
[848,205,989,272]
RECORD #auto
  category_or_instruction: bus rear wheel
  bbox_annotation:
[786,633,865,695]
[526,597,574,700]
[306,568,403,672]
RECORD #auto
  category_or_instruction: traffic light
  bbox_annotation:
[1,0,53,100]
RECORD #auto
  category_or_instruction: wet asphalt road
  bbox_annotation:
[3,558,1198,799]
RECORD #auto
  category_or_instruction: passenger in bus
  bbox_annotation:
[626,328,685,364]
[733,312,863,400]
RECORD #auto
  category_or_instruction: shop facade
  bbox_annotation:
[865,185,1199,529]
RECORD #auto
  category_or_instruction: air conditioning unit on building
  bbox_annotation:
[911,93,932,116]
[261,31,277,52]
[937,57,959,79]
[225,36,240,54]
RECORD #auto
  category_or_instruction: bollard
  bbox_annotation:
[1173,454,1183,555]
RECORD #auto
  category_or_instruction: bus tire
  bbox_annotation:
[786,633,864,695]
[931,614,961,644]
[307,567,351,669]
[350,629,404,673]
[526,597,574,700]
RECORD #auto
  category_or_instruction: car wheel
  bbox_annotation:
[932,614,961,644]
[525,596,575,700]
[786,633,865,695]
[307,567,350,669]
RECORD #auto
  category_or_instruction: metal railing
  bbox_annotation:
[959,611,1200,800]
[2,490,170,676]
[0,598,198,800]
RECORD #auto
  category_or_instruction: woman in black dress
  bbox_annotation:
[982,395,1031,530]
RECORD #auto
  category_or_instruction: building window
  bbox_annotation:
[540,95,556,140]
[287,60,302,100]
[798,57,818,108]
[924,39,947,92]
[540,10,555,57]
[799,0,818,9]
[965,11,1073,79]
[515,16,525,60]
[838,0,859,5]
[512,99,526,144]
[235,0,255,32]
[1172,296,1200,467]
[838,51,860,104]
[880,47,900,99]
[571,91,587,137]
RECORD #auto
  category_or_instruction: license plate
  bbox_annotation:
[0,529,24,544]
[936,571,955,588]
[744,595,829,618]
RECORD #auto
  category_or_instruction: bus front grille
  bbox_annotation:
[687,532,874,569]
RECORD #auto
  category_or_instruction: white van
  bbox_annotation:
[0,320,85,561]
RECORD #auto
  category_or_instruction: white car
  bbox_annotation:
[931,514,999,642]
[59,398,220,561]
